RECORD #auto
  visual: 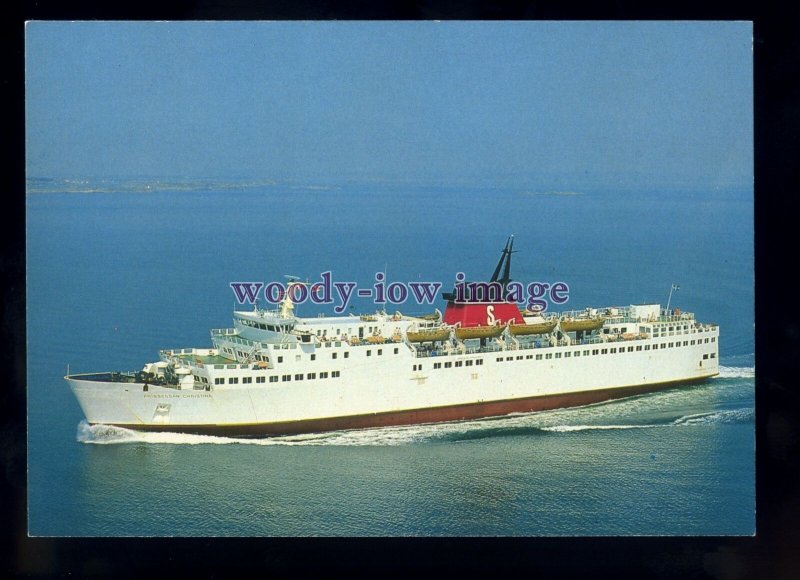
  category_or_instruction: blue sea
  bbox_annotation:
[26,179,754,536]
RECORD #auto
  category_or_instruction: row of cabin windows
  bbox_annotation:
[314,326,378,336]
[273,347,401,365]
[431,359,485,370]
[226,343,409,364]
[651,325,717,341]
[282,371,340,381]
[230,337,716,369]
[223,335,414,364]
[663,325,690,332]
[493,339,716,363]
[313,326,385,336]
[222,336,716,367]
[231,331,684,364]
[214,371,342,384]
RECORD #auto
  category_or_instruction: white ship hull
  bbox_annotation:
[66,240,720,437]
[67,326,719,436]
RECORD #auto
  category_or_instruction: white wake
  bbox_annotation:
[718,366,755,379]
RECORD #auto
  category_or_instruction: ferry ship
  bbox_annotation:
[66,239,720,436]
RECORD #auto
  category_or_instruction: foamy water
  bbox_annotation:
[542,408,754,432]
[718,365,755,378]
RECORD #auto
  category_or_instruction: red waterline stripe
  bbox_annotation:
[99,375,717,438]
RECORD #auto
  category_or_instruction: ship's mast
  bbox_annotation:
[490,237,510,282]
[490,235,516,291]
[280,276,301,319]
[666,283,680,313]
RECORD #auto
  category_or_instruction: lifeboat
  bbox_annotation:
[406,327,451,343]
[509,319,557,336]
[520,308,544,317]
[419,312,441,321]
[367,334,386,344]
[560,316,605,333]
[454,324,506,341]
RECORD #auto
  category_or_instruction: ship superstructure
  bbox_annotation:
[66,239,719,436]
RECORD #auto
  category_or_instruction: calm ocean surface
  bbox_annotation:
[26,181,754,536]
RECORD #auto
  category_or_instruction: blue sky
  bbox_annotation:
[25,21,752,189]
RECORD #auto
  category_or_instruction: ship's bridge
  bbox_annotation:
[233,310,295,342]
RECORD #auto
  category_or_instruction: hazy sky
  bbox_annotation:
[25,21,752,188]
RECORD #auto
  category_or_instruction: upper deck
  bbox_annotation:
[156,303,718,368]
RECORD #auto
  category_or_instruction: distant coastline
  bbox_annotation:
[26,177,288,195]
[518,190,584,197]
